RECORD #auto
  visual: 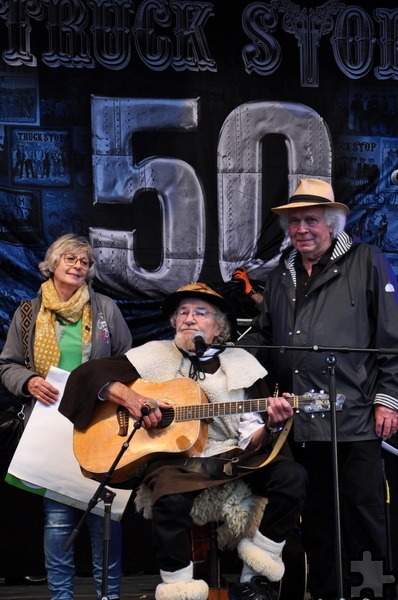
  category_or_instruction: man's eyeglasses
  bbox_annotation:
[63,254,91,270]
[176,308,216,320]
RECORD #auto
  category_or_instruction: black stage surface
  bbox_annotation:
[0,574,160,599]
[0,575,314,600]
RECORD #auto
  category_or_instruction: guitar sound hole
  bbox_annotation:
[156,406,175,429]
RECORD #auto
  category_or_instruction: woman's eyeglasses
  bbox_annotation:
[63,255,90,270]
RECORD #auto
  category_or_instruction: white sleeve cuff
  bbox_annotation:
[374,393,398,412]
[98,381,114,401]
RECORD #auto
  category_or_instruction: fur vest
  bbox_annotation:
[125,341,267,456]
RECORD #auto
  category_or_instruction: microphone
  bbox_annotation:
[141,399,159,416]
[192,331,208,358]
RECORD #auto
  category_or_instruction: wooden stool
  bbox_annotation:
[191,522,229,599]
[208,589,229,600]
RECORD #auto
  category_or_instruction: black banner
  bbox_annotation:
[0,0,398,346]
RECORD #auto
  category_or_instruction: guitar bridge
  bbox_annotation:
[116,406,129,436]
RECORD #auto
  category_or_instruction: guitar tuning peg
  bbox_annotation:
[320,389,325,394]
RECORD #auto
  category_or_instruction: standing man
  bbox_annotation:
[240,178,398,600]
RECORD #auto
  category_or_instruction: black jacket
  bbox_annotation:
[242,233,398,442]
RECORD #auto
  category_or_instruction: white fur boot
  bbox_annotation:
[155,562,209,600]
[237,530,285,582]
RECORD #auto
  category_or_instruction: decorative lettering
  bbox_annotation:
[133,0,173,70]
[42,0,94,68]
[90,97,331,293]
[0,0,44,67]
[374,8,398,80]
[171,0,216,71]
[276,0,340,87]
[331,6,375,79]
[88,0,134,70]
[217,101,332,280]
[241,2,281,76]
[90,96,205,297]
[0,2,397,84]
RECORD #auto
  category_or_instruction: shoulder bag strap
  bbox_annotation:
[19,300,33,371]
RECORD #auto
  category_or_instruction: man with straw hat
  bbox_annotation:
[60,282,307,600]
[240,178,398,600]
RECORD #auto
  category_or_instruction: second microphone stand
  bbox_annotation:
[326,353,345,600]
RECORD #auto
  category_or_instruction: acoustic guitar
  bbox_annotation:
[73,377,345,484]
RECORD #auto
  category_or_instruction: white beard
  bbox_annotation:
[174,331,196,354]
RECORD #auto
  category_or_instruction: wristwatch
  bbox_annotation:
[266,424,284,435]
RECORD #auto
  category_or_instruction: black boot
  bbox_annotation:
[228,576,278,600]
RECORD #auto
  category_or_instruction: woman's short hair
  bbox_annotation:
[39,233,95,280]
[170,308,231,344]
[278,207,347,238]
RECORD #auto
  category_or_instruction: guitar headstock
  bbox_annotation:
[298,391,346,413]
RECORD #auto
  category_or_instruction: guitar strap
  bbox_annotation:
[233,416,293,472]
[180,417,294,478]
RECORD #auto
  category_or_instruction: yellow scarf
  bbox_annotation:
[34,279,92,378]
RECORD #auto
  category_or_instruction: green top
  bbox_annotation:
[57,319,83,372]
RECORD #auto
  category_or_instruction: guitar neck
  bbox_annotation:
[175,396,300,422]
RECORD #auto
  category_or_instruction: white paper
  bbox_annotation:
[8,366,132,519]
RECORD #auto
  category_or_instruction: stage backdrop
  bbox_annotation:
[0,0,398,348]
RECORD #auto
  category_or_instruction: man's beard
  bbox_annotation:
[174,331,196,353]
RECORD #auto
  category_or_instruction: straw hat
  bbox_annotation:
[162,282,237,337]
[271,178,350,215]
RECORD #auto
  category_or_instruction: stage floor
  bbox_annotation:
[0,574,160,599]
[0,574,314,600]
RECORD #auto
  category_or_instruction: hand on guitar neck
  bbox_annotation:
[248,393,294,451]
[100,380,168,429]
[266,393,294,427]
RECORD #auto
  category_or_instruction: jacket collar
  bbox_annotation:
[283,231,353,286]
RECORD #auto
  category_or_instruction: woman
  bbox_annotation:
[0,233,132,600]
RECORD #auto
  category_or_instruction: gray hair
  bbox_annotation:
[170,308,231,344]
[278,206,347,238]
[38,233,95,280]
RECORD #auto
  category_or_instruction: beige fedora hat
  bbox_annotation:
[271,178,350,215]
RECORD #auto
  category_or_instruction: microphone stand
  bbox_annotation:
[326,353,345,600]
[64,406,152,600]
[212,341,398,600]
